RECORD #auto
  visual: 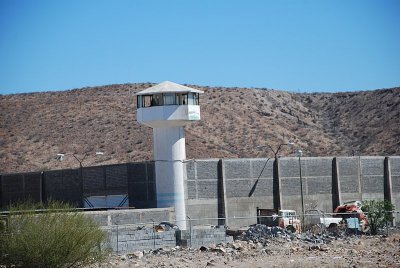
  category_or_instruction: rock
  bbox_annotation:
[208,243,216,250]
[206,259,216,266]
[200,246,208,252]
[129,251,144,259]
[308,245,320,251]
[212,246,226,254]
[319,246,329,252]
[231,242,242,250]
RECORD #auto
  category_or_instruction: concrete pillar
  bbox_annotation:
[217,159,228,226]
[273,157,282,210]
[0,174,2,209]
[384,157,393,203]
[153,126,187,230]
[332,157,342,210]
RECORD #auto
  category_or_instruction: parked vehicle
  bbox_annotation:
[334,200,370,232]
[257,208,301,233]
[304,209,342,229]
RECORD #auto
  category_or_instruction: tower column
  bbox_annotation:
[153,126,187,230]
[136,81,203,231]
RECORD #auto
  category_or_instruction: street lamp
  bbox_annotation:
[257,141,294,210]
[257,141,295,159]
[57,152,105,207]
[296,149,305,224]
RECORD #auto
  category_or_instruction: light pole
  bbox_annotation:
[258,142,294,159]
[296,149,305,224]
[57,152,104,207]
[257,141,294,210]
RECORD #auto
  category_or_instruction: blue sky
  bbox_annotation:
[0,0,399,94]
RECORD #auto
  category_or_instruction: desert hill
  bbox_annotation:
[0,83,399,174]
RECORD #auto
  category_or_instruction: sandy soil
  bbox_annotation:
[99,233,400,268]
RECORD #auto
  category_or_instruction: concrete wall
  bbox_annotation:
[224,158,274,228]
[280,157,334,214]
[2,156,400,228]
[84,208,175,226]
[184,156,400,228]
[184,159,220,226]
[360,157,385,201]
[391,157,400,214]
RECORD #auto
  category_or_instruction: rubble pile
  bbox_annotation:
[242,224,343,245]
[97,226,400,267]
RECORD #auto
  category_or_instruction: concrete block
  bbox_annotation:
[301,157,333,177]
[197,181,218,199]
[196,160,219,180]
[339,176,360,194]
[362,176,384,193]
[307,177,332,194]
[279,158,300,178]
[226,179,254,198]
[113,212,141,225]
[187,181,197,199]
[392,175,400,192]
[224,159,251,179]
[281,178,302,196]
[361,157,385,175]
[390,157,400,175]
[250,158,273,178]
[337,157,359,177]
[184,161,196,180]
[252,178,273,197]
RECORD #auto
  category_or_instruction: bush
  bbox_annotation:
[362,199,395,235]
[0,201,108,267]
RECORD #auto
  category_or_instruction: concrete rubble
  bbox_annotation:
[96,224,400,267]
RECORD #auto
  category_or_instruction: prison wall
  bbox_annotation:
[184,159,220,226]
[279,157,334,214]
[1,156,400,228]
[390,157,400,213]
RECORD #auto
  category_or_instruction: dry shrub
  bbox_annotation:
[0,201,107,267]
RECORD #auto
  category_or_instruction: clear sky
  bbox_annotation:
[0,0,399,94]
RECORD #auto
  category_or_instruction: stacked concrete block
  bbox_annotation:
[176,226,233,248]
[105,226,176,253]
[84,208,175,227]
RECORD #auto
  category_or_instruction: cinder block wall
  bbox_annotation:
[186,156,400,228]
[223,158,274,228]
[84,208,175,226]
[280,157,334,214]
[184,159,220,226]
[390,157,400,215]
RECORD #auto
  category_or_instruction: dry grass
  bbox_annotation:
[0,84,399,173]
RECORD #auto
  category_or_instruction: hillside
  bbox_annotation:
[0,84,399,174]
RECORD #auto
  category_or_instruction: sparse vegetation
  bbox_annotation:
[0,201,108,267]
[363,199,395,235]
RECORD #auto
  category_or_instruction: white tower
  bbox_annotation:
[136,81,203,230]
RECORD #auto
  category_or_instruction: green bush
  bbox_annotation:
[0,201,108,267]
[362,199,395,235]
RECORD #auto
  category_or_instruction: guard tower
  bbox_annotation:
[136,81,203,230]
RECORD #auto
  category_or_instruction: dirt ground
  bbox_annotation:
[99,233,400,268]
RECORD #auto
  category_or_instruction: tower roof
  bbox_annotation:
[136,81,204,95]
